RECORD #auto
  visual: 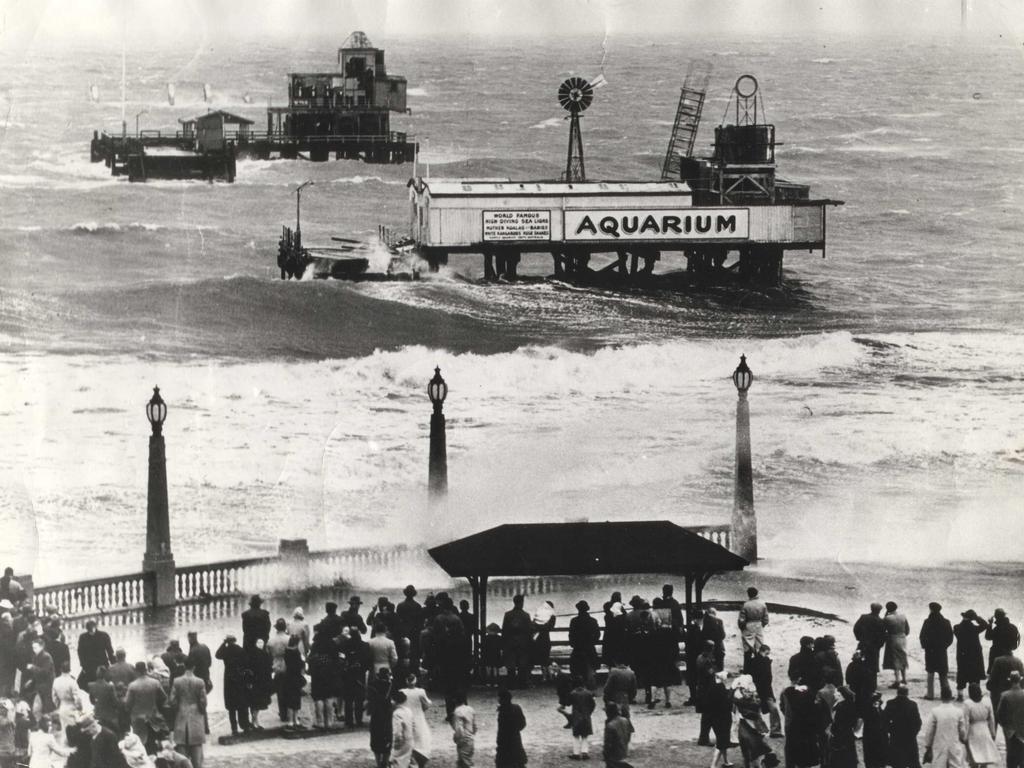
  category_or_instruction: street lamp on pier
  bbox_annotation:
[731,355,757,562]
[143,386,176,607]
[427,367,448,499]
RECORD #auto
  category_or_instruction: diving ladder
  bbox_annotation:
[660,86,707,180]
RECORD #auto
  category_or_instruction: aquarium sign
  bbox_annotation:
[483,210,551,241]
[564,208,749,241]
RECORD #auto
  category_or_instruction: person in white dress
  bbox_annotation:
[400,675,433,768]
[27,715,72,768]
[962,683,999,768]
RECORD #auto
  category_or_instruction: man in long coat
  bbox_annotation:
[214,635,250,735]
[396,586,424,669]
[169,658,207,768]
[76,620,115,688]
[883,685,922,768]
[568,601,600,691]
[501,595,533,689]
[738,586,769,658]
[240,595,270,650]
[953,609,988,701]
[922,690,967,768]
[919,602,954,700]
[853,603,886,678]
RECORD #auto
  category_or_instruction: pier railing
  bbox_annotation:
[689,524,731,550]
[29,543,419,620]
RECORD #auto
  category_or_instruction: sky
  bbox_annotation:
[1,0,1022,48]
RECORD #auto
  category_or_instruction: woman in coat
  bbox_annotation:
[169,660,207,768]
[962,683,998,768]
[495,688,527,768]
[648,598,682,708]
[244,638,273,730]
[399,674,432,768]
[280,635,306,729]
[882,602,910,688]
[954,611,988,700]
[780,680,820,768]
[307,631,339,729]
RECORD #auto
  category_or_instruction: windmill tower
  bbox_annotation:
[558,77,593,182]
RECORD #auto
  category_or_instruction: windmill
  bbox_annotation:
[558,76,593,182]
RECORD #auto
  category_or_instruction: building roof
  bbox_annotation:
[412,179,692,198]
[194,110,255,125]
[427,521,747,578]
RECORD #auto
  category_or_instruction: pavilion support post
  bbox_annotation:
[468,576,481,673]
[478,575,489,655]
[684,574,695,624]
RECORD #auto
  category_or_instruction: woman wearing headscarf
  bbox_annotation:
[882,602,910,688]
[287,608,310,658]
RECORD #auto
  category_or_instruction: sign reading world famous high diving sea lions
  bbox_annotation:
[483,210,551,241]
[565,208,749,241]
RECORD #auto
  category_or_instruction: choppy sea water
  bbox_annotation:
[0,33,1022,597]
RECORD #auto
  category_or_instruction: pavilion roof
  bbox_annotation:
[427,521,748,578]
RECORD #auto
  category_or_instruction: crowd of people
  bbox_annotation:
[2,567,1024,768]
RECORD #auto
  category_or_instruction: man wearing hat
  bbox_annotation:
[241,595,270,650]
[569,601,600,690]
[919,602,953,700]
[854,602,886,680]
[986,608,1021,674]
[124,660,167,750]
[341,596,367,636]
[883,685,922,768]
[997,671,1024,768]
[953,609,988,701]
[317,602,344,640]
[76,619,115,689]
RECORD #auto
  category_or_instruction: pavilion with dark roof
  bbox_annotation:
[427,520,748,648]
